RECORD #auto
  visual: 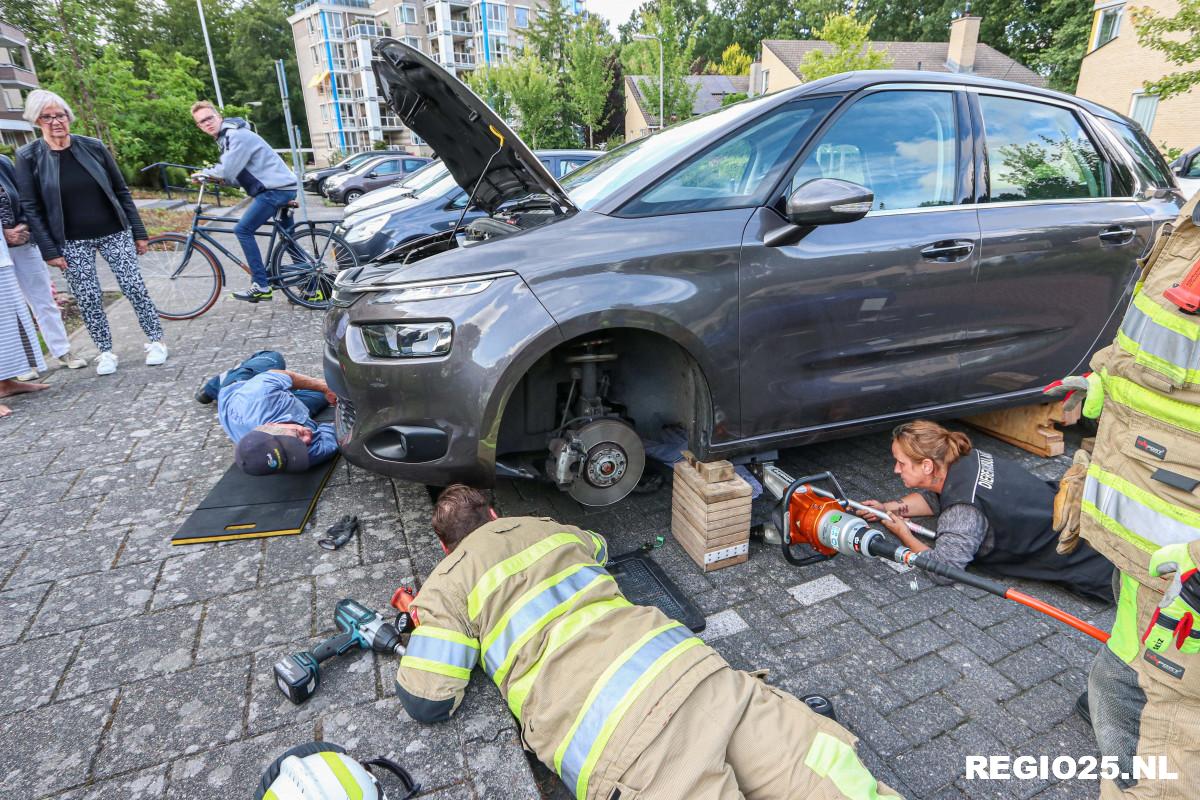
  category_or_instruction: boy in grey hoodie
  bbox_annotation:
[191,100,299,302]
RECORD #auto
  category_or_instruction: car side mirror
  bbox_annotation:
[785,178,874,226]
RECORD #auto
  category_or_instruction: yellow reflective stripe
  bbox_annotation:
[1088,465,1200,533]
[1116,330,1199,386]
[1107,572,1141,664]
[1133,292,1200,341]
[553,622,678,774]
[1102,370,1200,435]
[411,625,479,649]
[487,569,612,686]
[263,790,279,800]
[804,732,900,799]
[401,656,472,681]
[572,636,703,799]
[320,751,364,800]
[482,563,591,656]
[468,532,582,620]
[506,597,630,719]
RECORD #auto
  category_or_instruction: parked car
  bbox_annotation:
[343,158,444,217]
[325,40,1181,506]
[338,149,600,261]
[1169,145,1200,197]
[324,154,433,204]
[303,149,411,194]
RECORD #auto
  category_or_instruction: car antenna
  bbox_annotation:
[448,124,506,243]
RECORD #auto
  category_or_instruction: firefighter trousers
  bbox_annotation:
[1090,573,1200,799]
[597,665,899,800]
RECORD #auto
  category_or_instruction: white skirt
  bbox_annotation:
[0,264,46,380]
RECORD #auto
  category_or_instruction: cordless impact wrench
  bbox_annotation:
[274,598,406,705]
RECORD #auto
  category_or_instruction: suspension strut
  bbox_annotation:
[763,466,1110,644]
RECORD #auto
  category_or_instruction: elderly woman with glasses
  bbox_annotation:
[14,89,166,376]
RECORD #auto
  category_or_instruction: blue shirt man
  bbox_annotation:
[203,350,338,474]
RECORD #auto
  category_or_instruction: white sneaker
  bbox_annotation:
[15,369,38,381]
[96,351,118,375]
[57,350,88,369]
[144,341,168,366]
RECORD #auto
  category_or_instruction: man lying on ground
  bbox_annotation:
[197,349,337,475]
[392,485,899,800]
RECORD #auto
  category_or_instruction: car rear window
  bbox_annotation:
[1100,119,1174,191]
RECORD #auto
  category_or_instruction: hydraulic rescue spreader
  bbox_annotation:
[761,467,1110,644]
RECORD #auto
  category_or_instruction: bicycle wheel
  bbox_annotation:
[142,233,223,320]
[269,223,358,310]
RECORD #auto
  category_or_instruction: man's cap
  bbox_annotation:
[235,430,310,475]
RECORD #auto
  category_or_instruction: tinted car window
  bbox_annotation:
[621,98,837,216]
[560,158,589,176]
[980,95,1104,201]
[1100,119,1173,192]
[791,90,957,212]
[372,160,403,175]
[403,159,426,171]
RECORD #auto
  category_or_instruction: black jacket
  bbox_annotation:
[15,135,147,260]
[0,155,25,226]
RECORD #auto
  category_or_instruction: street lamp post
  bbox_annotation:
[633,33,663,131]
[196,0,224,107]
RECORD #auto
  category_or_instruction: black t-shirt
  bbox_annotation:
[56,146,123,241]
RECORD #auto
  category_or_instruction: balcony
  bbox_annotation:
[295,0,371,12]
[449,19,473,35]
[452,52,475,67]
[380,115,406,128]
[0,22,29,49]
[348,22,389,38]
[0,64,37,88]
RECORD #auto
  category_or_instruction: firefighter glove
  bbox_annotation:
[1143,543,1200,655]
[1043,373,1105,418]
[1053,449,1089,554]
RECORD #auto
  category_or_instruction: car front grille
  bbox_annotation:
[336,397,356,439]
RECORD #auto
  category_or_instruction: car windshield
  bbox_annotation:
[560,93,794,210]
[401,161,446,194]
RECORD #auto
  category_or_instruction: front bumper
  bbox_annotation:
[324,272,562,485]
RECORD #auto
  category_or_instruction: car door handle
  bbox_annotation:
[921,240,975,262]
[1099,227,1135,245]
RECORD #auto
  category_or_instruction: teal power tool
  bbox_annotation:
[274,598,406,705]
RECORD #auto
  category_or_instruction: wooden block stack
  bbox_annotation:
[671,451,751,572]
[962,399,1082,458]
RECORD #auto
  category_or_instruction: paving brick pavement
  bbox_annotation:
[1,195,1109,798]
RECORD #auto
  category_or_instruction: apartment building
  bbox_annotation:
[1076,0,1196,151]
[288,0,583,165]
[0,21,38,150]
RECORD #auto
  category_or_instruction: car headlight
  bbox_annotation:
[344,214,391,243]
[359,321,453,357]
[327,176,347,188]
[369,275,501,303]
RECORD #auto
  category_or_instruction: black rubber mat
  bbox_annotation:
[607,550,706,633]
[172,451,340,546]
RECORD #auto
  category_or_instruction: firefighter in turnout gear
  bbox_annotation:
[393,485,899,800]
[1049,194,1200,799]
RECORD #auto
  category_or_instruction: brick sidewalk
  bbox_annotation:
[0,205,1108,798]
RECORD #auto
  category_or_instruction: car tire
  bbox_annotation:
[343,190,363,204]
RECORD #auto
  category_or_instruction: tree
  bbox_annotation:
[716,42,751,75]
[1134,0,1200,100]
[566,17,616,147]
[464,66,513,121]
[798,10,892,81]
[496,54,564,148]
[225,0,307,148]
[624,2,699,127]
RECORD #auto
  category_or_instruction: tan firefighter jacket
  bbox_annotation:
[393,517,726,800]
[1080,192,1200,596]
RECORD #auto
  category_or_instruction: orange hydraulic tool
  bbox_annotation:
[1164,255,1200,313]
[770,469,1110,644]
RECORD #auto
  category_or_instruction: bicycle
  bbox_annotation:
[140,179,357,319]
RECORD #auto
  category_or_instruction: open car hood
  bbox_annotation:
[372,39,575,215]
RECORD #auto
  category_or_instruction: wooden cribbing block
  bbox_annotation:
[671,455,751,572]
[961,400,1082,458]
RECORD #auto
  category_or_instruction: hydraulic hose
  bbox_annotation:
[862,533,1110,644]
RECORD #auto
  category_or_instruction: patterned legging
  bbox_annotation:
[61,230,163,353]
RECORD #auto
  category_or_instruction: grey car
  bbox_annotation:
[324,39,1181,506]
[324,154,432,204]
